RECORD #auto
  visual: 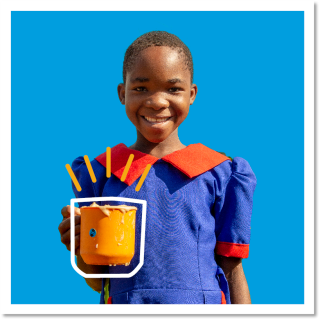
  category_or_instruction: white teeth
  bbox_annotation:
[144,116,170,123]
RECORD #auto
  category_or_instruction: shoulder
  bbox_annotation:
[211,156,256,179]
[71,156,105,177]
[71,155,108,196]
[69,153,110,204]
[206,156,257,196]
[231,157,256,180]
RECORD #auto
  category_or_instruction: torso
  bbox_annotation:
[90,158,232,304]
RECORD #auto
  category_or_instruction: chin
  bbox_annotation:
[146,137,166,143]
[138,129,168,144]
[142,132,169,144]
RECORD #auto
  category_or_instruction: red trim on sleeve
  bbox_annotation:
[215,241,249,258]
[107,296,112,304]
[221,291,227,304]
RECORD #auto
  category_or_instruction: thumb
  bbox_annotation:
[74,206,81,216]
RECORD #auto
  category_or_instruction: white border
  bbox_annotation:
[70,197,147,278]
[0,0,312,11]
[0,0,314,315]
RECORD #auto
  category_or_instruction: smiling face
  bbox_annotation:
[118,46,197,144]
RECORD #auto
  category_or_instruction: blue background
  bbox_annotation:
[11,11,304,304]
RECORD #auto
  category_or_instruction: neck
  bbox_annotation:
[129,129,186,158]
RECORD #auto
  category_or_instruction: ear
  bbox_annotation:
[117,83,126,105]
[189,84,198,105]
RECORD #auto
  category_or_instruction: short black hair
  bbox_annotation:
[123,31,194,84]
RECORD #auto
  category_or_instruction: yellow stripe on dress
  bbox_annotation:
[106,147,111,178]
[65,164,82,192]
[135,164,152,192]
[121,154,134,182]
[84,155,97,183]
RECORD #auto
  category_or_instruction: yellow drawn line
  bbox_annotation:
[65,164,82,192]
[121,154,134,182]
[84,155,97,183]
[135,164,152,192]
[106,147,111,178]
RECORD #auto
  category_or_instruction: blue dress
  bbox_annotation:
[71,143,257,304]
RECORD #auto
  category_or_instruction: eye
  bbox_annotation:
[168,87,182,93]
[134,87,147,92]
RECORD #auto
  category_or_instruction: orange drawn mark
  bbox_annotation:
[135,164,152,192]
[84,155,97,183]
[65,164,82,192]
[121,154,134,182]
[106,147,111,178]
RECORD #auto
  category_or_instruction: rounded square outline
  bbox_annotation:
[70,196,147,278]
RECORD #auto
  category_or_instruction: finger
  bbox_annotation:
[61,205,81,219]
[58,218,71,235]
[61,229,70,246]
[75,215,81,226]
[75,223,81,235]
[75,207,81,216]
[69,215,81,227]
[66,235,80,253]
[75,234,80,249]
[61,206,70,219]
[69,205,81,216]
[60,224,81,245]
[59,215,81,235]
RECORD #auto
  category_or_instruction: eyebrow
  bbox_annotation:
[130,77,149,83]
[130,77,185,84]
[167,78,184,84]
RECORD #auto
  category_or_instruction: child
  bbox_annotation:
[59,31,257,304]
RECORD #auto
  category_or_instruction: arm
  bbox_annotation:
[216,255,251,304]
[76,254,108,293]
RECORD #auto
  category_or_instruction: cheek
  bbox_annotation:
[175,104,190,122]
[125,100,139,119]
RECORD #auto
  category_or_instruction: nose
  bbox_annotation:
[144,92,170,110]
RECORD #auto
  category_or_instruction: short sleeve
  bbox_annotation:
[71,157,96,207]
[214,157,257,258]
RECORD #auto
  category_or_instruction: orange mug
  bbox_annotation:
[80,204,137,266]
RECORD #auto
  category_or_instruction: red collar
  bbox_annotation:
[95,143,230,186]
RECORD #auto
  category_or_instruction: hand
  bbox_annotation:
[58,205,81,256]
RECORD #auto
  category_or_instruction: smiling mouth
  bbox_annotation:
[142,116,172,124]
